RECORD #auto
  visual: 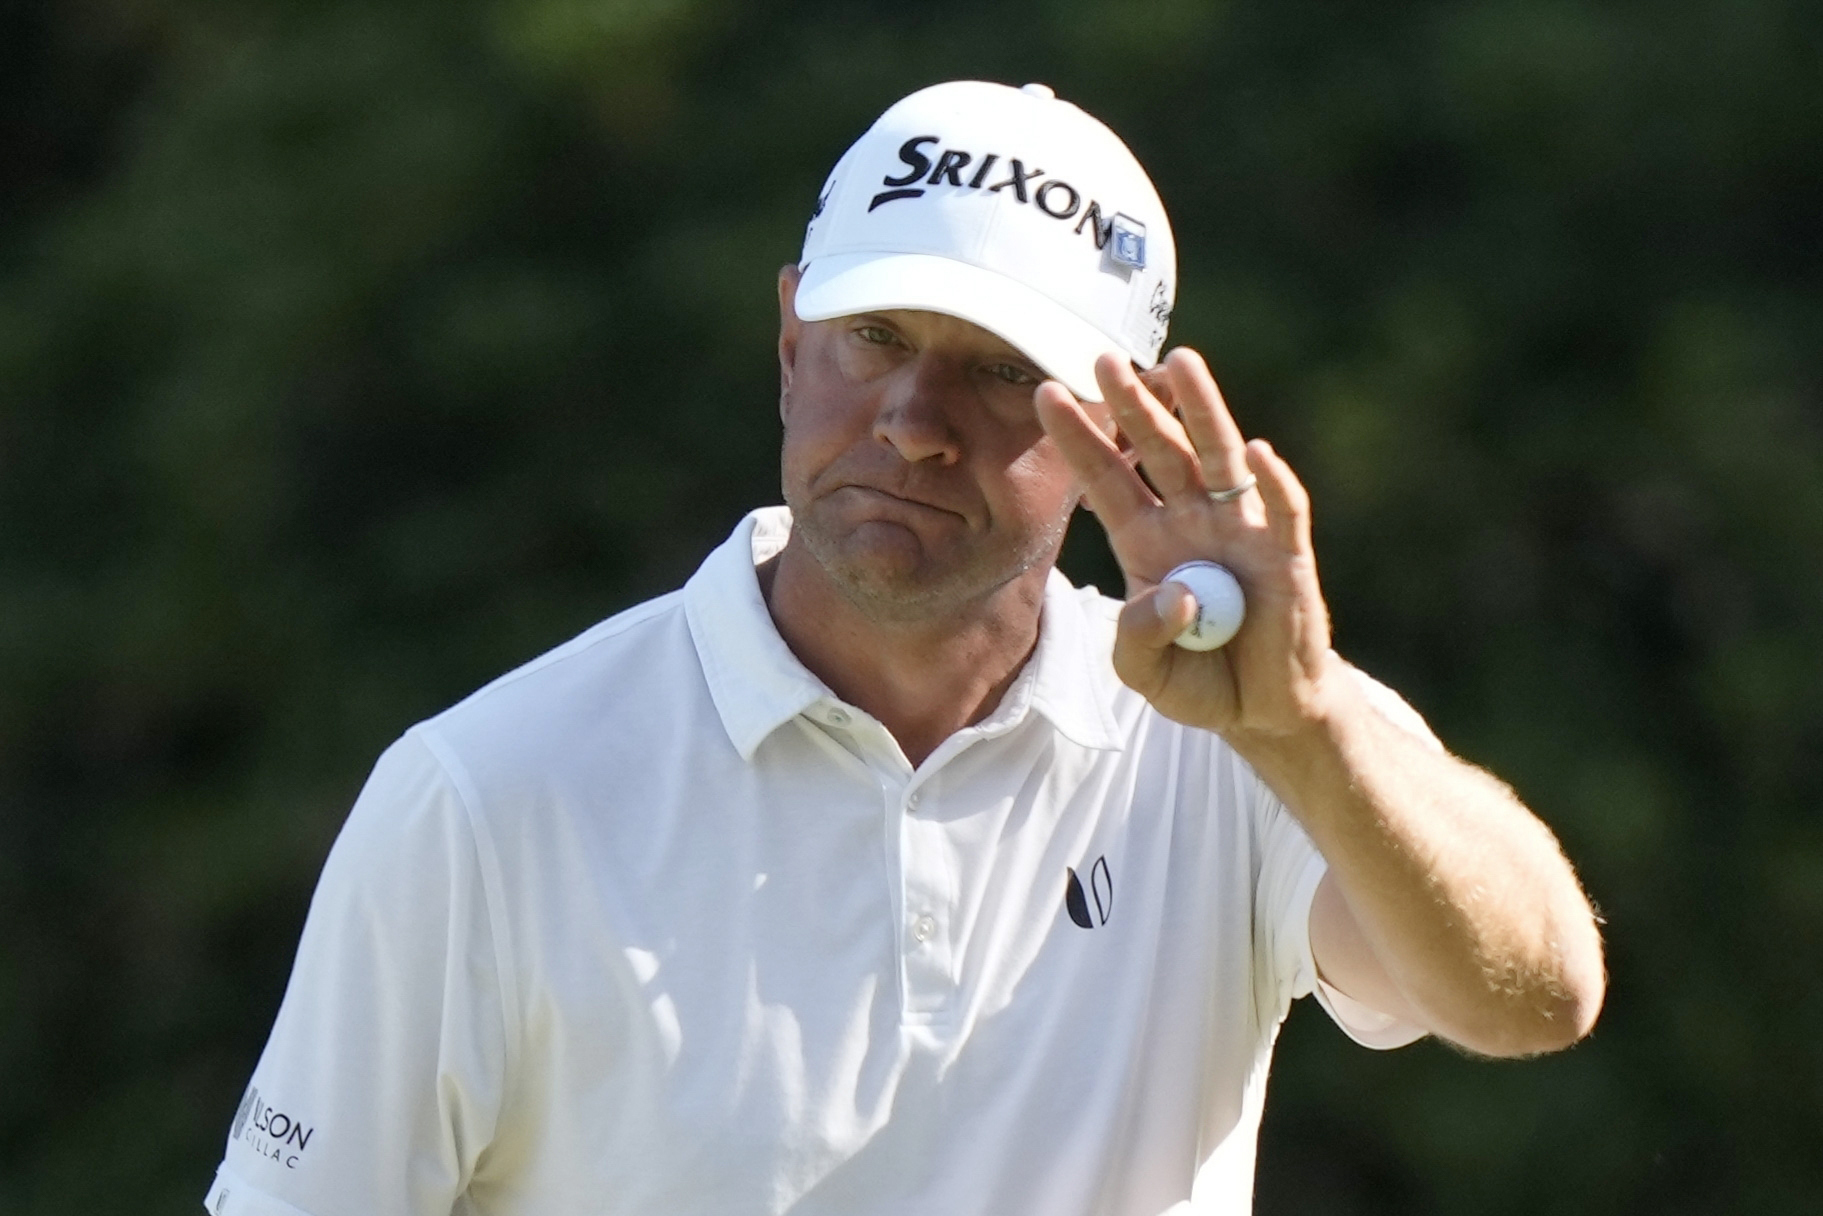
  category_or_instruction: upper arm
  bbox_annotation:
[207,731,510,1216]
[1309,869,1425,1029]
[1304,660,1443,1030]
[1248,764,1424,1049]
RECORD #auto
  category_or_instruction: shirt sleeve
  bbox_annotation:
[1250,662,1436,1050]
[204,730,513,1216]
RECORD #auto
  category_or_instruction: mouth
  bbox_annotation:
[832,484,970,525]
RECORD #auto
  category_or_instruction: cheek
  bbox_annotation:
[778,413,832,495]
[992,443,1083,521]
[780,385,871,490]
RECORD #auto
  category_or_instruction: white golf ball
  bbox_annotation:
[1163,560,1246,651]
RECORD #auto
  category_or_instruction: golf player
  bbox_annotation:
[205,80,1605,1216]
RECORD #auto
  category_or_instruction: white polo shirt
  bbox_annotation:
[205,507,1423,1216]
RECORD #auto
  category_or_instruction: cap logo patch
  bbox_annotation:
[861,134,1139,265]
[1110,214,1147,270]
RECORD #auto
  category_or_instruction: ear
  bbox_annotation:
[777,264,804,410]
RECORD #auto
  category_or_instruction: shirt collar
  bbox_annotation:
[684,508,1123,760]
[1025,567,1124,751]
[684,508,830,761]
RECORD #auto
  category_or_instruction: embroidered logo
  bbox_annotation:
[1110,214,1147,270]
[1065,855,1114,928]
[1144,281,1173,348]
[863,135,1145,270]
[235,1087,316,1169]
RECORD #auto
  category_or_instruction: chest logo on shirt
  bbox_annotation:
[1064,855,1114,928]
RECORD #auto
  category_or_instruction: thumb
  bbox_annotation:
[1126,581,1198,646]
[1112,582,1195,692]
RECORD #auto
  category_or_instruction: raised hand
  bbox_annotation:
[1034,348,1338,739]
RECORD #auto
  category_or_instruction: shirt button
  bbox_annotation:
[824,707,850,727]
[912,914,936,943]
[906,792,922,811]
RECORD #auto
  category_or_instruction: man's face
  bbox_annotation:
[776,267,1091,623]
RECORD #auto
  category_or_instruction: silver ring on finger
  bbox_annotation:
[1205,474,1258,503]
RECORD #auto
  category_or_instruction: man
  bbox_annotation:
[205,81,1603,1216]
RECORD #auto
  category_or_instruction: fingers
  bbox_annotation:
[1163,349,1251,497]
[1093,352,1206,501]
[1247,439,1313,554]
[1135,363,1177,412]
[1096,348,1256,511]
[1046,350,1305,566]
[1035,380,1158,527]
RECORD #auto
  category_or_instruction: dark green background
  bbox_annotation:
[3,1,1820,1212]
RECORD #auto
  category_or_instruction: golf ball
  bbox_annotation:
[1163,560,1246,651]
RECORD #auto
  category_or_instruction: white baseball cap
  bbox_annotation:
[795,80,1176,402]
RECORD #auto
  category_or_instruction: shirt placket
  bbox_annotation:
[808,701,974,1026]
[896,778,957,1023]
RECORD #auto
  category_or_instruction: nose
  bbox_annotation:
[873,354,963,465]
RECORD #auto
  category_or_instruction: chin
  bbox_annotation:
[824,548,962,621]
[788,496,1068,622]
[835,537,1055,626]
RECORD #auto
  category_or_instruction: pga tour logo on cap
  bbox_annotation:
[796,81,1176,402]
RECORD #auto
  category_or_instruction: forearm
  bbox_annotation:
[1042,349,1605,1052]
[1231,656,1606,1056]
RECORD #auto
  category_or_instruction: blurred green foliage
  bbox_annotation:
[2,0,1819,1212]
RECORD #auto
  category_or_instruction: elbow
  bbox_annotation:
[1550,913,1609,1048]
[1551,935,1608,1048]
[1445,986,1602,1059]
[1521,970,1605,1056]
[1470,931,1608,1058]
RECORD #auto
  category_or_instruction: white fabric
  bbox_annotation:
[796,80,1176,400]
[207,507,1423,1216]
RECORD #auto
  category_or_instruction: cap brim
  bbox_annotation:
[794,252,1125,402]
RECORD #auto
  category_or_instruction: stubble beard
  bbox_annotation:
[785,495,1074,627]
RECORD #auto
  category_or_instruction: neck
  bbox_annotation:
[760,542,1049,767]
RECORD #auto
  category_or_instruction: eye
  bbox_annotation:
[984,361,1040,387]
[853,324,904,348]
